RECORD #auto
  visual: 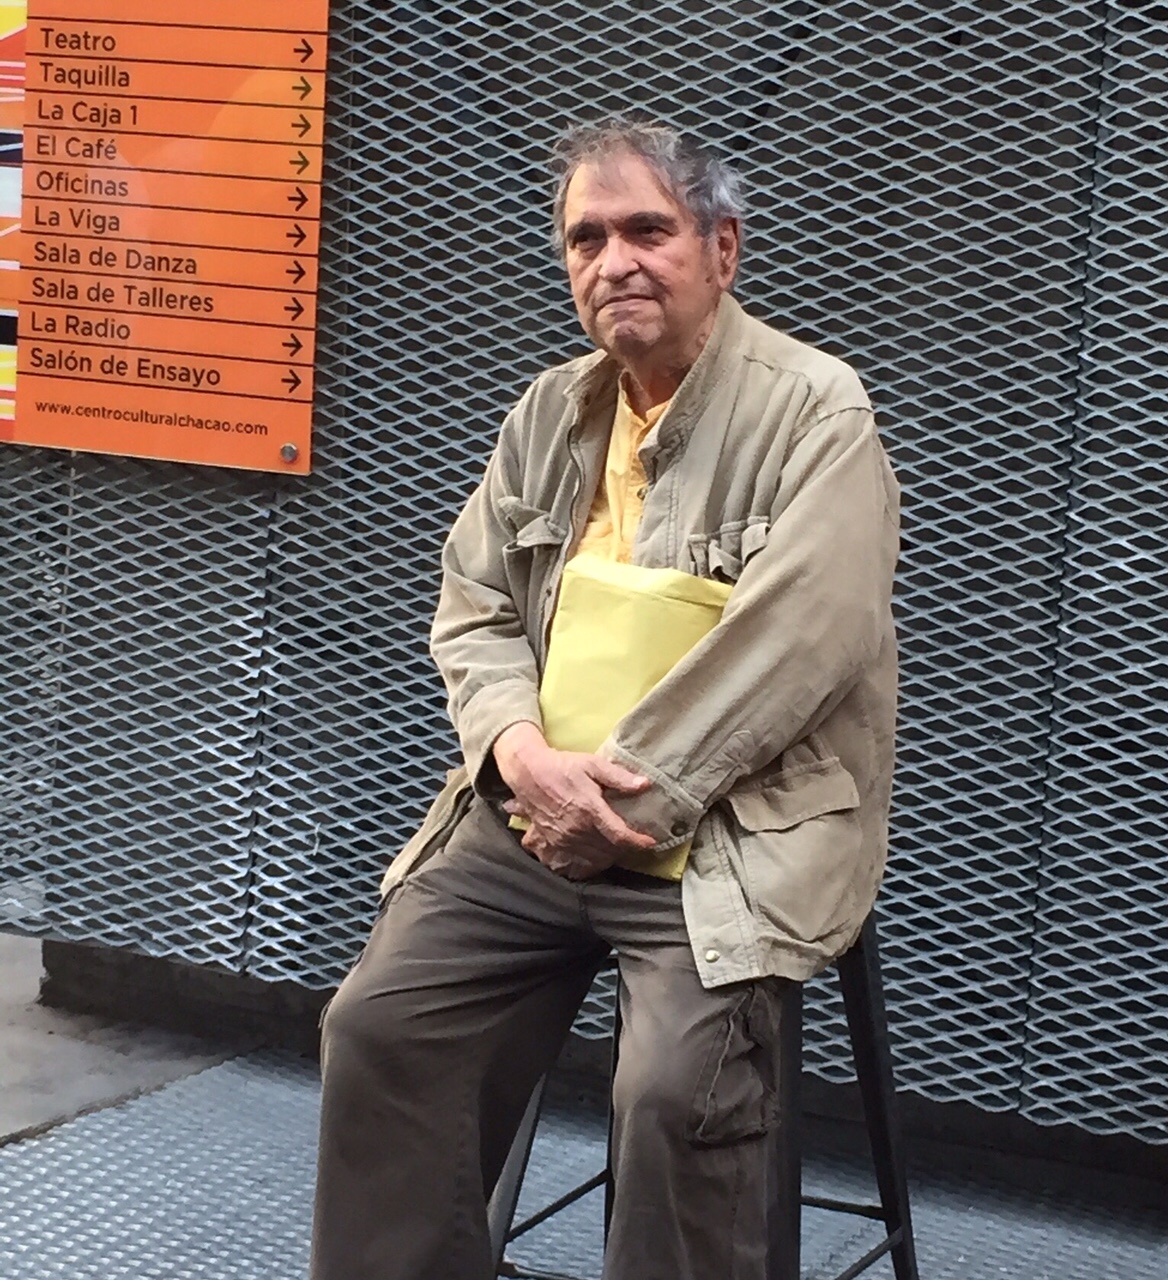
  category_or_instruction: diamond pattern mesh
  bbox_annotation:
[1,1,1165,1142]
[1018,11,1168,1139]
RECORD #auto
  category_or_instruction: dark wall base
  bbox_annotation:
[40,938,331,1058]
[41,939,1168,1194]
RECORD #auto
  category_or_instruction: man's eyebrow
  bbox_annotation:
[564,217,604,243]
[564,211,681,243]
[620,210,680,231]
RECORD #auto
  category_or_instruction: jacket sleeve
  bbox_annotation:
[429,404,544,793]
[599,405,899,847]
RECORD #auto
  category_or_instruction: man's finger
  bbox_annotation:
[589,799,658,850]
[585,757,651,794]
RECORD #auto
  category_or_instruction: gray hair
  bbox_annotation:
[551,118,744,250]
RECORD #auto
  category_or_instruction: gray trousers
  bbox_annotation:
[311,798,786,1280]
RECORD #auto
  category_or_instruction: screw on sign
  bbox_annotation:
[11,0,329,475]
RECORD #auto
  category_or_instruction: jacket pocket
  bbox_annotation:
[497,497,567,549]
[499,504,567,627]
[722,756,865,950]
[686,981,783,1146]
[726,757,860,832]
[687,517,770,583]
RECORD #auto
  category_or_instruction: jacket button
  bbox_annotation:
[704,949,721,963]
[671,820,688,837]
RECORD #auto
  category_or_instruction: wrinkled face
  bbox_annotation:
[561,152,738,367]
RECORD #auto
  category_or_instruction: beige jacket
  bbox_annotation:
[381,294,900,987]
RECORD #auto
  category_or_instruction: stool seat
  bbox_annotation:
[488,914,919,1280]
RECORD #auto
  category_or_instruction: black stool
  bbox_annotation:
[487,915,920,1280]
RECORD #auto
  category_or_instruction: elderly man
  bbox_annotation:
[312,119,899,1280]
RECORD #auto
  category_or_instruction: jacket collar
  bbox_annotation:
[565,292,747,438]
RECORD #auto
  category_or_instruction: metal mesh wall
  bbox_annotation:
[1020,10,1168,1141]
[1,1,1166,1142]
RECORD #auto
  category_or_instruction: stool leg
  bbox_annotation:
[768,980,803,1280]
[603,990,623,1241]
[487,1073,548,1272]
[837,918,919,1280]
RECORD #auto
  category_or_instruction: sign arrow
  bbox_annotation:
[293,75,313,100]
[283,333,304,357]
[285,297,305,321]
[286,223,307,248]
[287,186,309,212]
[290,150,310,175]
[294,38,314,63]
[286,259,306,285]
[282,369,303,394]
[292,113,312,138]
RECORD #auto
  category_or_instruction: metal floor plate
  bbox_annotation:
[0,1053,1163,1280]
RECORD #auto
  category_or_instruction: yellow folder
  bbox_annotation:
[514,553,731,879]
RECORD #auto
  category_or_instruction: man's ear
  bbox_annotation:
[715,217,741,288]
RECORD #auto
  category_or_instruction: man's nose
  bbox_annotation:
[598,235,637,281]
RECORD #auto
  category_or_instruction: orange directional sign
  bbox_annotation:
[9,1,329,473]
[23,167,323,221]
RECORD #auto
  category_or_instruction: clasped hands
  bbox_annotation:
[493,721,657,879]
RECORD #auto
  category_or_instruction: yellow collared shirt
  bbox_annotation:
[573,381,670,563]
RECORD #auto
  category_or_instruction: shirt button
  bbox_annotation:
[704,949,721,963]
[670,820,688,837]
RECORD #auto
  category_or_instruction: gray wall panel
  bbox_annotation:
[1024,9,1168,1141]
[1,0,1164,1141]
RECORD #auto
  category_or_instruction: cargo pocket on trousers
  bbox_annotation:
[686,981,782,1146]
